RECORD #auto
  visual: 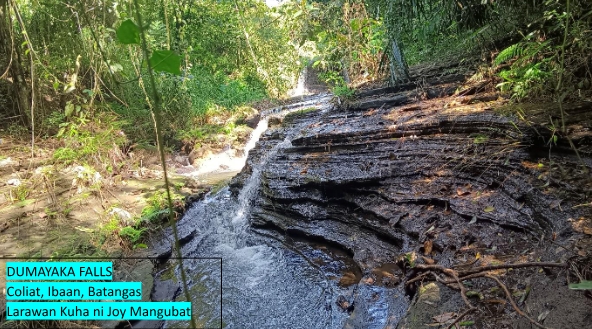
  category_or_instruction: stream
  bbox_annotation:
[158,95,361,329]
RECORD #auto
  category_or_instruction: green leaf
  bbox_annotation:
[473,134,488,144]
[116,20,140,44]
[484,206,495,213]
[64,102,75,117]
[569,281,592,290]
[149,50,181,75]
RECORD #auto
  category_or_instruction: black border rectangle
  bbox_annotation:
[0,256,222,329]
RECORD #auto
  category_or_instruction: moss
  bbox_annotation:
[283,107,318,125]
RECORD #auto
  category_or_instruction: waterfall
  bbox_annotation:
[161,95,343,329]
[288,66,308,97]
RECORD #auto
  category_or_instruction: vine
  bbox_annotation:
[116,1,196,327]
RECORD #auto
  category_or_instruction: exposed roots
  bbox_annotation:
[485,274,552,329]
[407,262,567,329]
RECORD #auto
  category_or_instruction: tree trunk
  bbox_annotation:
[0,0,30,125]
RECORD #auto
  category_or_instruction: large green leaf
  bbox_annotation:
[149,50,181,75]
[116,20,140,45]
[569,281,592,290]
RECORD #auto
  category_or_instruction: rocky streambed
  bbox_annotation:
[156,61,592,329]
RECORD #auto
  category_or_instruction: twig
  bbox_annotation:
[458,262,566,276]
[454,271,490,283]
[485,274,552,329]
[414,264,474,309]
[410,262,565,328]
[406,271,432,285]
[444,307,476,329]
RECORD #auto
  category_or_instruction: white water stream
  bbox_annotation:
[162,95,343,329]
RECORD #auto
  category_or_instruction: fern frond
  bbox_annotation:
[494,43,523,66]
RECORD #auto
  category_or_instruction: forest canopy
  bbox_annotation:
[0,0,590,149]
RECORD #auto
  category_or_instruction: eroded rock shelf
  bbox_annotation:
[229,64,592,328]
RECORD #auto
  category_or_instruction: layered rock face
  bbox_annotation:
[230,63,592,328]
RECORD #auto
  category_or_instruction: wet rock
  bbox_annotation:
[396,282,463,329]
[268,116,283,127]
[147,218,198,260]
[336,295,354,313]
[244,111,261,129]
[114,259,154,302]
[173,155,190,166]
[241,71,592,328]
[185,188,210,206]
[98,260,155,329]
[188,146,213,166]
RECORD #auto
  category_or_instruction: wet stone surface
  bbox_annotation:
[159,62,592,329]
[237,67,592,328]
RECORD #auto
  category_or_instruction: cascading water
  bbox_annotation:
[159,95,348,329]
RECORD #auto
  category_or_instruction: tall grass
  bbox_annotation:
[110,67,267,145]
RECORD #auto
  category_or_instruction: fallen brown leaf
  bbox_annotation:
[424,240,433,255]
[432,312,456,324]
[422,256,435,265]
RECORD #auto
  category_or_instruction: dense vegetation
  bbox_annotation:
[0,1,590,327]
[0,0,590,260]
[1,0,590,152]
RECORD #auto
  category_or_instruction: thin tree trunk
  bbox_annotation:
[0,0,30,125]
[12,0,36,157]
[233,0,273,93]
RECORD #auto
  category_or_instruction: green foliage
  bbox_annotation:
[494,33,554,99]
[149,50,181,75]
[569,281,592,290]
[52,112,127,168]
[494,43,524,66]
[184,69,267,117]
[492,0,592,100]
[12,185,30,202]
[116,20,141,45]
[139,190,182,223]
[101,218,120,236]
[6,124,29,138]
[293,0,387,86]
[3,0,298,154]
[114,18,182,76]
[332,84,355,98]
[472,134,489,144]
[119,226,145,243]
